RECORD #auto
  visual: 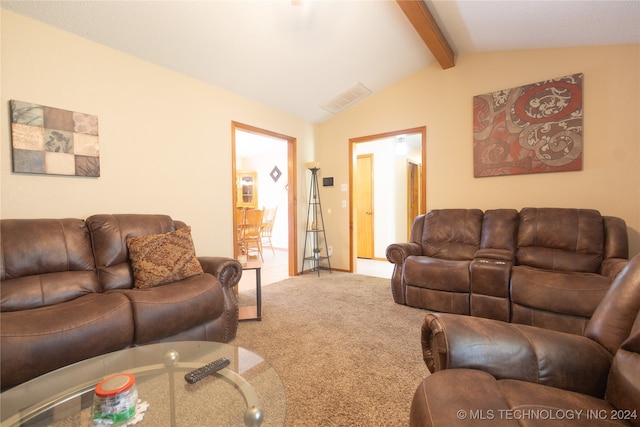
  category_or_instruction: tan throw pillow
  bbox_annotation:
[126,226,204,289]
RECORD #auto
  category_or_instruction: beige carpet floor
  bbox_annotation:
[232,272,430,427]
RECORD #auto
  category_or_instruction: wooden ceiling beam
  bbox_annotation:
[396,0,455,69]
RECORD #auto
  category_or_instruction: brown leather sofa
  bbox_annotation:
[386,208,629,334]
[0,214,241,389]
[410,253,640,427]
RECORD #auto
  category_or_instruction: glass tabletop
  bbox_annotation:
[1,341,286,426]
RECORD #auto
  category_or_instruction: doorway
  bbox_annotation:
[349,127,426,273]
[231,122,297,279]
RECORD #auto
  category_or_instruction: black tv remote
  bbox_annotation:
[184,357,231,384]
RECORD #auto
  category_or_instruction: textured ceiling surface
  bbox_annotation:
[2,0,639,123]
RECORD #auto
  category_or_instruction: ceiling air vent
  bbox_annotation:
[320,82,372,115]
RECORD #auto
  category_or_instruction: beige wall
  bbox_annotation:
[316,45,640,270]
[0,10,315,259]
[2,10,639,273]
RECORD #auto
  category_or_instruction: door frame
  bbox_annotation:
[348,126,426,272]
[231,121,298,277]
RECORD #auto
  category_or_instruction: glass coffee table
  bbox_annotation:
[1,341,286,426]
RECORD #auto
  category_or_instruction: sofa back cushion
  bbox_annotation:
[419,209,483,260]
[0,218,99,311]
[480,209,519,251]
[86,214,176,291]
[516,208,604,273]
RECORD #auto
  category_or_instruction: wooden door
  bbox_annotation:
[356,154,374,259]
[407,161,420,240]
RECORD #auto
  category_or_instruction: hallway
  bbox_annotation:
[237,250,394,293]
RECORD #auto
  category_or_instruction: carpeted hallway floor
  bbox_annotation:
[232,272,430,426]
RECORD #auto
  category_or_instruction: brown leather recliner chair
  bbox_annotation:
[387,208,520,318]
[409,253,640,427]
[510,208,629,335]
[386,209,485,314]
[0,218,134,389]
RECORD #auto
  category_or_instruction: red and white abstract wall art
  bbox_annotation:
[473,73,583,178]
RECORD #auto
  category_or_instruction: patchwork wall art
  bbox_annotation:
[473,73,583,178]
[10,100,100,177]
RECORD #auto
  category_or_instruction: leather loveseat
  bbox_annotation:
[386,208,629,334]
[410,253,640,427]
[0,214,241,389]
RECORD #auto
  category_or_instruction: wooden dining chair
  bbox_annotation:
[236,208,246,255]
[240,209,264,261]
[261,206,277,255]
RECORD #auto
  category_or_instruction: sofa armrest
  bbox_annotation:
[386,243,422,304]
[198,257,243,289]
[386,242,422,264]
[422,312,613,397]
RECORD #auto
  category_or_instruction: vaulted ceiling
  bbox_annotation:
[2,0,639,123]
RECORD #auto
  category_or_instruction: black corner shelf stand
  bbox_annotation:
[301,167,332,276]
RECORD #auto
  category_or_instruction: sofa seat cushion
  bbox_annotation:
[404,256,471,293]
[511,266,610,318]
[1,271,100,312]
[410,369,520,427]
[410,369,629,427]
[0,293,133,389]
[497,379,629,426]
[117,273,225,344]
